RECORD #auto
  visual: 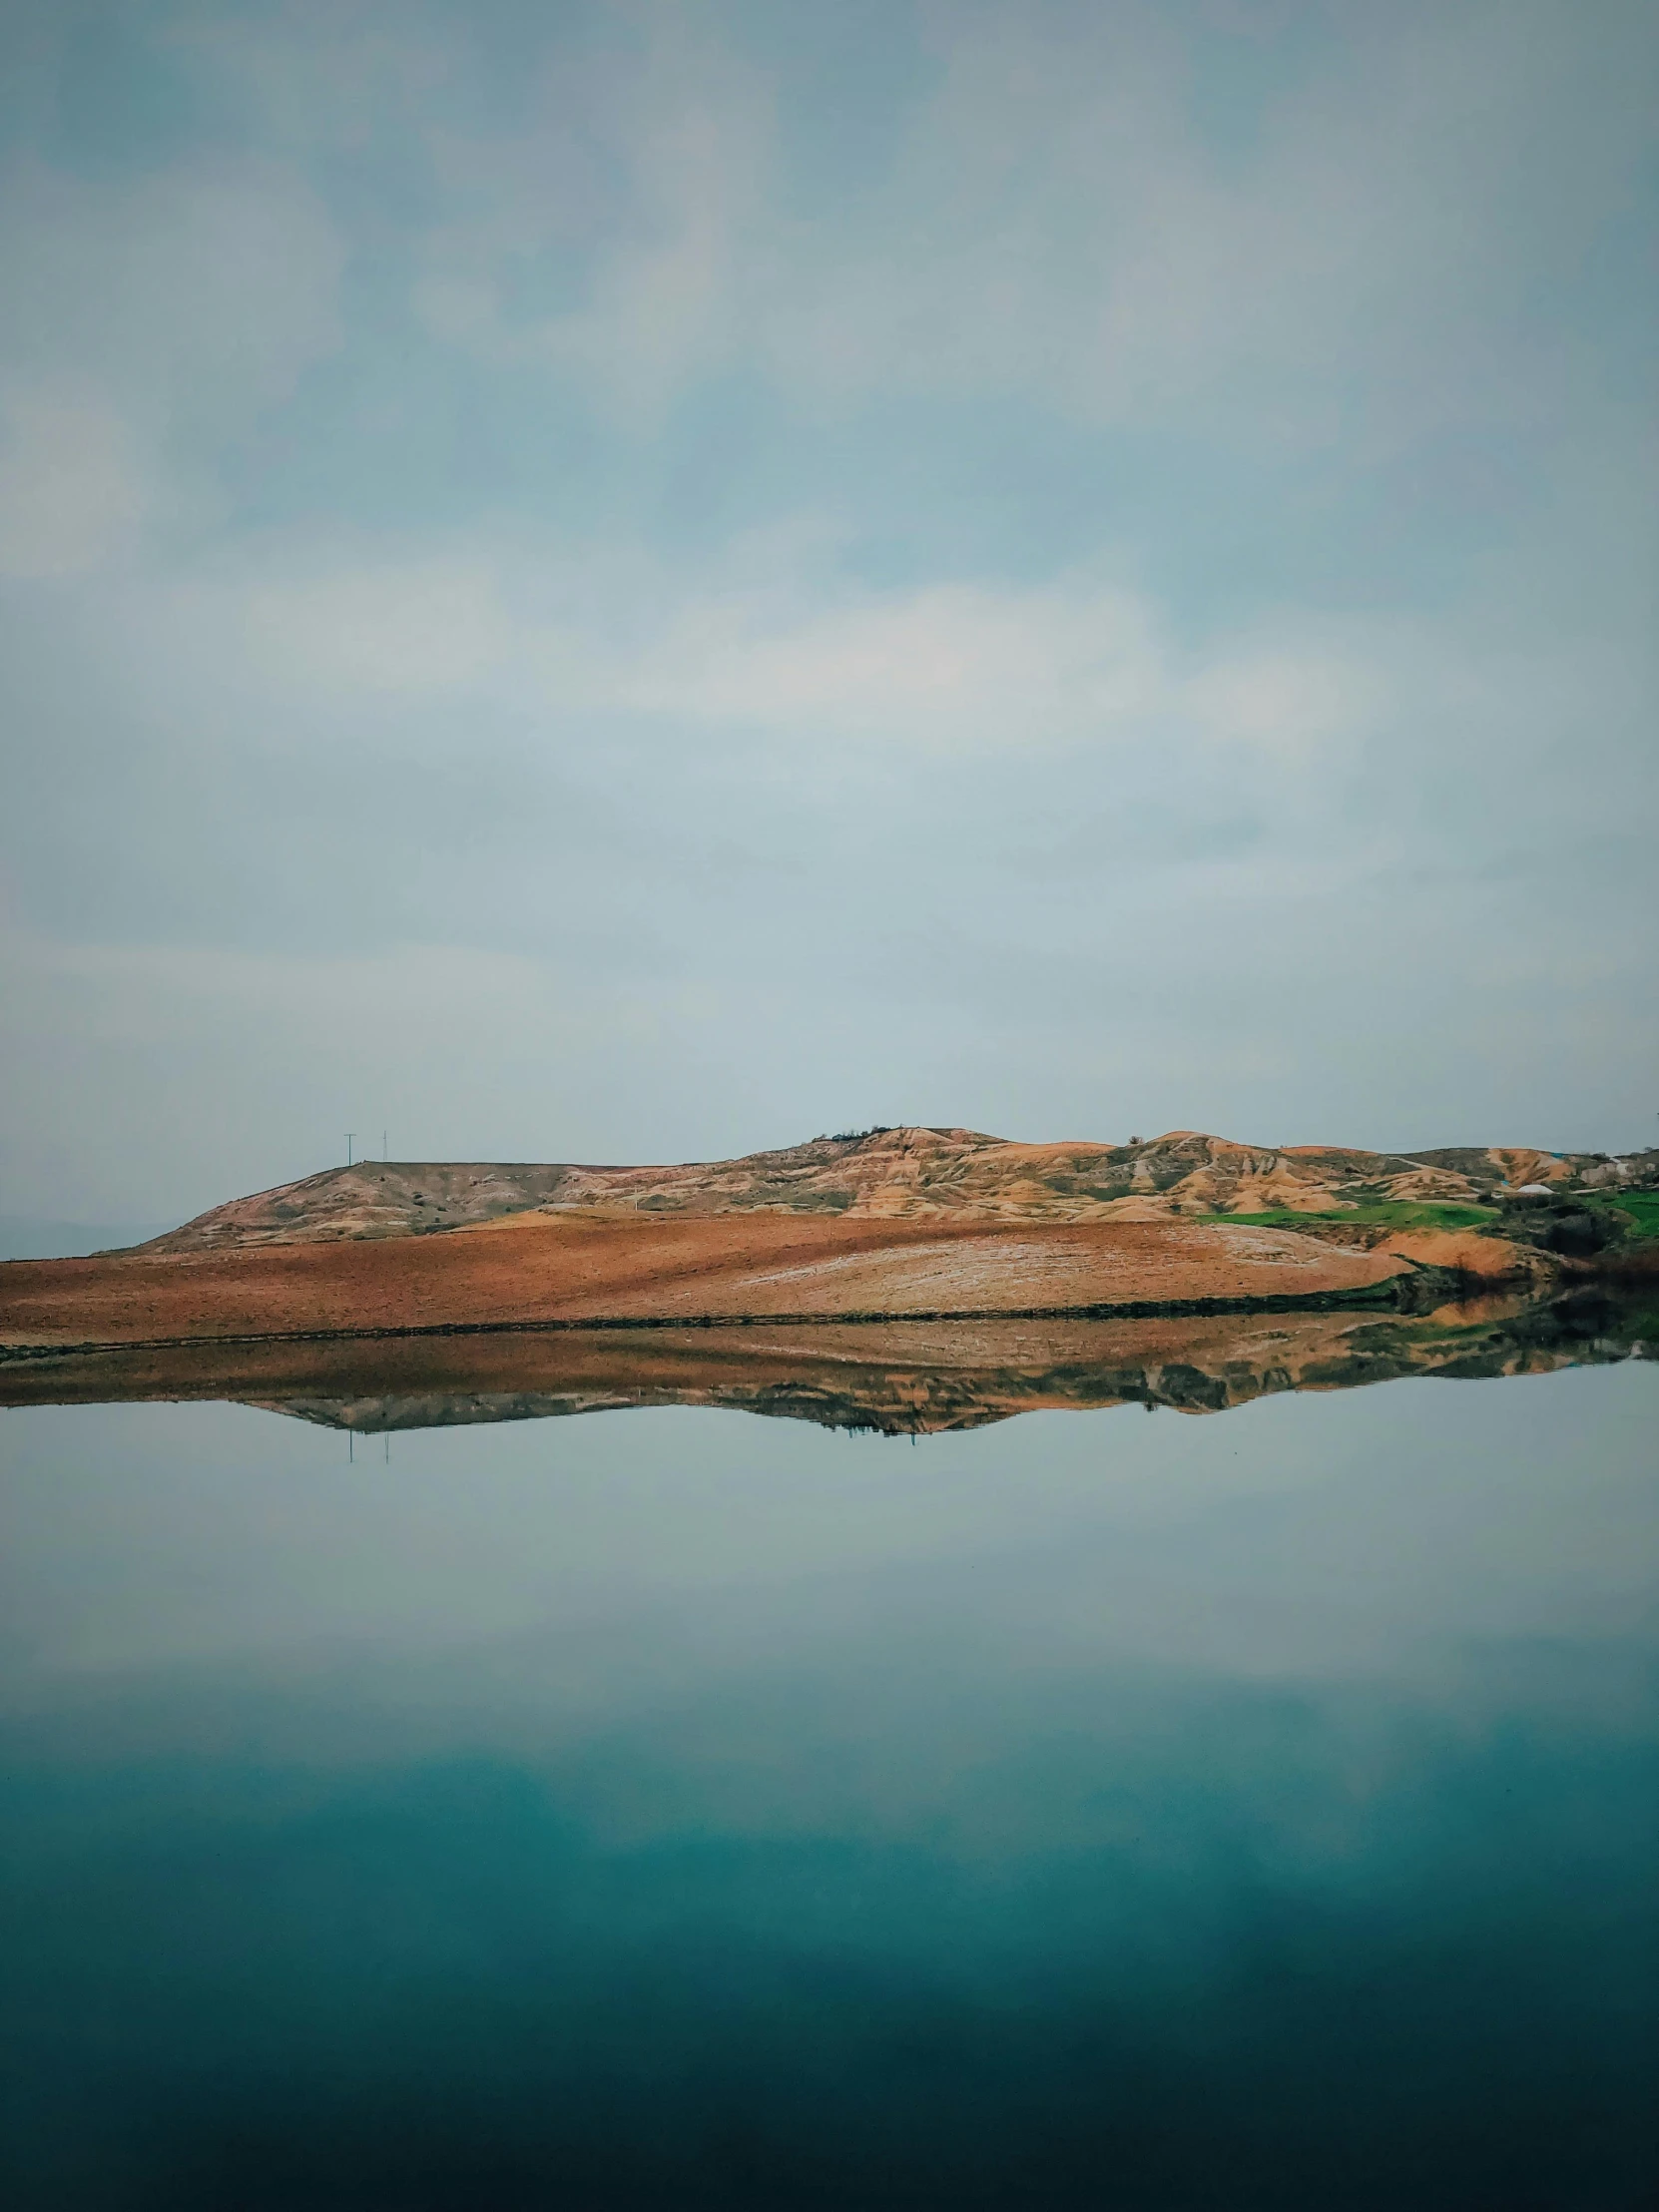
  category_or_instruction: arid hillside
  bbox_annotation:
[130,1126,1659,1253]
[1,1208,1415,1356]
[5,1126,1649,1368]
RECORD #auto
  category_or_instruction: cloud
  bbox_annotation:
[410,9,774,423]
[376,0,1658,466]
[0,153,344,409]
[0,152,344,558]
[609,579,1165,751]
[604,570,1382,766]
[92,529,1379,776]
[751,0,1657,452]
[1187,649,1370,761]
[0,385,150,579]
[242,559,514,694]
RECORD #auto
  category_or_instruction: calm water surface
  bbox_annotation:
[2,1367,1656,2208]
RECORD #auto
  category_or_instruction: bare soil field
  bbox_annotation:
[0,1208,1412,1355]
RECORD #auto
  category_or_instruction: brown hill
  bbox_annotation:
[127,1126,1659,1253]
[6,1126,1649,1370]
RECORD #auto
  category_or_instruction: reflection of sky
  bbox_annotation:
[3,1366,1656,1703]
[2,1370,1657,2206]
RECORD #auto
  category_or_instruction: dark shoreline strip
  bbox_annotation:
[0,1275,1440,1368]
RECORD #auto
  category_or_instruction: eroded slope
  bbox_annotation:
[128,1128,1659,1255]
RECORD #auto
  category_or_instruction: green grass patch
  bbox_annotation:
[1583,1190,1659,1243]
[1201,1201,1498,1234]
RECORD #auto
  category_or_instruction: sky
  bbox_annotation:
[0,0,1654,1227]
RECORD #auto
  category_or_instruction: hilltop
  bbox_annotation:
[133,1125,1659,1254]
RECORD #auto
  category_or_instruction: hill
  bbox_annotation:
[129,1126,1659,1254]
[5,1127,1652,1375]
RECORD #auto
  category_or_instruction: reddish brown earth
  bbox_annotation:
[128,1125,1659,1253]
[10,1121,1646,1368]
[0,1207,1410,1355]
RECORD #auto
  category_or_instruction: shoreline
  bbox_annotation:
[0,1267,1436,1369]
[1,1286,1649,1432]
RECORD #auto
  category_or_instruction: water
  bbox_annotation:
[2,1364,1656,2209]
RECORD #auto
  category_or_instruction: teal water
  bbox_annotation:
[1,1368,1656,2208]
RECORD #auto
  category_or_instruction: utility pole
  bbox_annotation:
[383,1130,388,1162]
[346,1134,354,1166]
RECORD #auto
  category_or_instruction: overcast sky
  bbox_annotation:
[1,0,1654,1225]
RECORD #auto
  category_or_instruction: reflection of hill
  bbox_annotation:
[6,1293,1651,1435]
